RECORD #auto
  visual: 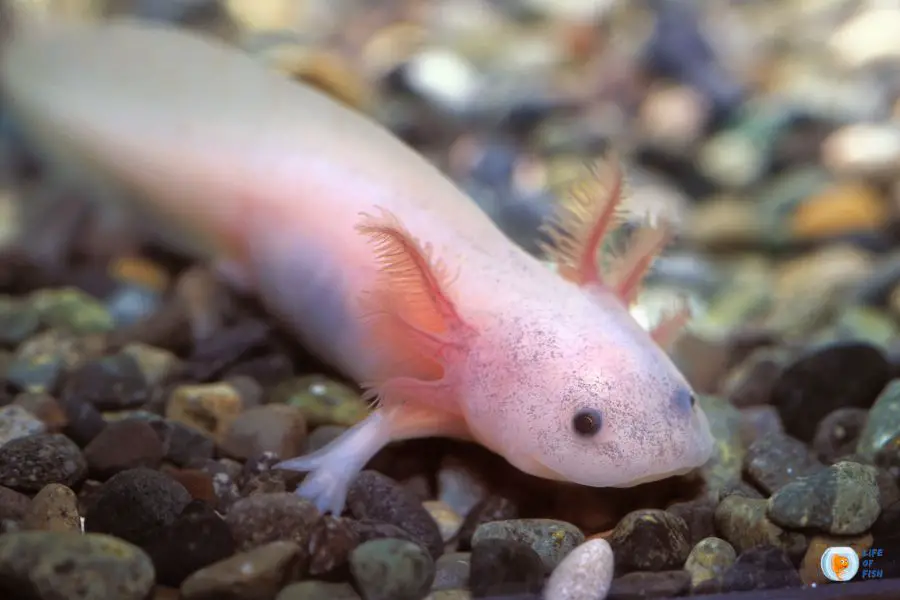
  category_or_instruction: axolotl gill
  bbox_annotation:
[0,17,715,514]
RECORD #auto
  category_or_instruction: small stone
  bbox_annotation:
[0,433,87,492]
[347,519,423,548]
[857,379,900,468]
[271,375,369,428]
[120,342,180,387]
[696,395,744,491]
[608,570,691,599]
[13,392,68,432]
[4,342,64,393]
[723,347,788,408]
[433,552,470,591]
[84,467,192,547]
[150,419,215,467]
[166,381,246,442]
[767,461,882,535]
[743,431,824,494]
[23,483,80,532]
[304,425,346,453]
[180,540,303,600]
[543,538,613,600]
[713,496,807,558]
[0,404,46,446]
[276,581,361,600]
[718,546,801,593]
[143,499,235,587]
[456,495,518,550]
[791,181,889,240]
[0,531,154,600]
[684,537,736,590]
[739,406,783,448]
[822,123,900,178]
[437,457,488,518]
[347,470,443,560]
[220,404,307,461]
[607,509,690,573]
[306,515,360,576]
[59,394,107,447]
[423,500,463,542]
[349,538,435,600]
[770,341,891,442]
[666,496,717,547]
[799,533,873,585]
[468,538,543,598]
[471,518,584,575]
[225,492,321,560]
[30,287,115,334]
[0,485,30,521]
[83,418,164,479]
[0,296,40,347]
[63,353,150,411]
[831,8,900,69]
[813,408,869,464]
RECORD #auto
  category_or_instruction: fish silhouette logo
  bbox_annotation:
[821,547,859,582]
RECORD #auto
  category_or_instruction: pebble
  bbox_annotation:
[790,181,889,240]
[830,8,900,69]
[713,496,806,558]
[743,431,824,494]
[143,499,236,587]
[471,518,584,575]
[346,470,444,560]
[83,467,192,547]
[13,391,68,432]
[120,342,180,387]
[0,485,30,521]
[433,552,470,591]
[220,404,307,461]
[0,403,46,446]
[29,287,115,334]
[716,546,802,593]
[767,460,882,535]
[823,123,900,178]
[696,395,744,491]
[166,381,246,442]
[437,457,488,518]
[63,353,150,411]
[739,406,784,448]
[271,375,369,428]
[684,537,737,590]
[0,531,154,600]
[799,533,873,585]
[607,509,690,573]
[856,378,900,468]
[304,424,346,453]
[349,538,435,600]
[83,418,164,479]
[22,483,80,532]
[666,496,717,546]
[771,341,891,442]
[225,491,321,561]
[468,538,544,597]
[0,296,40,347]
[543,538,614,600]
[608,570,691,599]
[306,515,360,576]
[0,432,87,492]
[276,581,361,600]
[423,500,463,542]
[813,408,869,464]
[180,540,303,600]
[455,495,518,550]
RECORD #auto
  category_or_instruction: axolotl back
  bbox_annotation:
[0,18,715,514]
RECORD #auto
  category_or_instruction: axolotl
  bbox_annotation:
[0,17,714,514]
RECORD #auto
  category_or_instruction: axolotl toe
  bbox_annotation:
[0,17,715,515]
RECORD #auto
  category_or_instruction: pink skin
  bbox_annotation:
[1,18,714,515]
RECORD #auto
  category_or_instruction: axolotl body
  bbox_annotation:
[0,18,714,514]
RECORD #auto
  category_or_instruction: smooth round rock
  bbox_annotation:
[83,418,164,479]
[767,461,882,535]
[0,404,46,446]
[23,483,80,532]
[0,531,154,600]
[743,431,824,494]
[180,540,302,600]
[433,552,470,591]
[470,518,584,575]
[719,546,802,592]
[684,537,737,589]
[224,492,321,557]
[857,378,900,468]
[276,581,361,600]
[349,538,435,600]
[714,496,806,558]
[544,538,614,600]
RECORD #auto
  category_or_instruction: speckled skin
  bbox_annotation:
[1,17,714,515]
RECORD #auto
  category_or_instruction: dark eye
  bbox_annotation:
[690,394,696,408]
[572,408,603,437]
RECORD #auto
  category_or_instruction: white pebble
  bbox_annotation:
[830,8,900,69]
[822,123,900,178]
[405,48,481,114]
[543,537,614,600]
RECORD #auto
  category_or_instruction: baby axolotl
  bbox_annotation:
[0,17,714,514]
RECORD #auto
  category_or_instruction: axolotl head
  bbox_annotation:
[460,286,715,489]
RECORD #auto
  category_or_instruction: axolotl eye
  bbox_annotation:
[572,408,603,437]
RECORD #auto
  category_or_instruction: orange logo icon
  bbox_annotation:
[821,547,859,582]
